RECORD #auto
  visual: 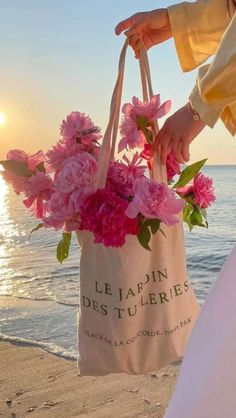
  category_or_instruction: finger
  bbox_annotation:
[172,139,185,163]
[129,34,142,48]
[124,21,144,38]
[115,15,137,35]
[131,38,145,58]
[181,141,191,162]
[160,137,171,164]
[155,126,167,147]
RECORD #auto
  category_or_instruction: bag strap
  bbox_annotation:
[139,50,167,183]
[96,39,167,188]
[95,39,128,188]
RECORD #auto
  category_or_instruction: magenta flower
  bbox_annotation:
[54,153,97,194]
[23,172,53,218]
[106,153,145,198]
[177,173,216,209]
[126,177,184,225]
[60,111,101,145]
[140,143,153,161]
[166,152,181,182]
[68,187,96,213]
[80,189,139,247]
[193,173,216,208]
[118,95,171,152]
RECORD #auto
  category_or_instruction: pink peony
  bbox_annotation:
[106,153,145,198]
[43,191,81,232]
[45,142,70,173]
[46,138,100,174]
[7,149,28,163]
[3,149,45,195]
[7,149,45,171]
[68,187,96,213]
[193,173,216,208]
[123,95,171,122]
[23,172,53,218]
[118,118,146,152]
[60,111,101,144]
[1,171,28,195]
[54,152,98,194]
[119,95,171,152]
[80,189,139,247]
[126,177,184,225]
[166,152,181,182]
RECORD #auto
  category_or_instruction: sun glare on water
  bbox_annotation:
[0,112,6,126]
[0,171,7,205]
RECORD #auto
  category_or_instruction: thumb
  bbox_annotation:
[115,15,138,35]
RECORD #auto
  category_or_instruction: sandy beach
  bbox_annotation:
[0,341,178,418]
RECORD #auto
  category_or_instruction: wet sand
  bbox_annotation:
[0,341,179,417]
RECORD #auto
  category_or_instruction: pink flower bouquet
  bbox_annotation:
[0,95,215,262]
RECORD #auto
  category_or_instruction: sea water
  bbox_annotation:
[0,166,236,360]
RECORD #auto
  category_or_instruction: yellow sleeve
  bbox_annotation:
[167,0,232,72]
[190,13,236,135]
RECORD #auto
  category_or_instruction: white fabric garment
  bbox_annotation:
[165,244,236,418]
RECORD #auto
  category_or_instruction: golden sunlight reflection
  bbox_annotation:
[0,173,8,254]
[0,111,6,126]
[0,173,14,295]
[0,172,7,204]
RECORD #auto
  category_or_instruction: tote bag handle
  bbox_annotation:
[96,39,167,188]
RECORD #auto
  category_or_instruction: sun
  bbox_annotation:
[0,112,6,126]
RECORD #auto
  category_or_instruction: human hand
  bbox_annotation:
[115,9,172,58]
[155,103,206,164]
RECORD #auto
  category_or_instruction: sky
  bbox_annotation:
[0,0,235,164]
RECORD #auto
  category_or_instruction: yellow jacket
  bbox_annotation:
[168,0,236,135]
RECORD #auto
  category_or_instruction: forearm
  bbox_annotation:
[190,13,236,135]
[168,0,232,72]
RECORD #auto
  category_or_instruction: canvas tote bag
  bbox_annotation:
[76,40,200,376]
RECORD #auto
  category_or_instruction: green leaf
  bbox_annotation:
[136,115,148,129]
[137,225,151,251]
[36,162,46,173]
[173,159,207,188]
[57,232,72,263]
[0,160,34,177]
[190,206,204,226]
[144,219,160,235]
[29,223,44,239]
[183,204,193,231]
[200,207,207,219]
[143,127,153,144]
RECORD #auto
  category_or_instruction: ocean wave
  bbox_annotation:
[0,293,79,307]
[0,332,77,361]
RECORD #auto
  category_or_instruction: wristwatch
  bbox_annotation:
[187,101,201,121]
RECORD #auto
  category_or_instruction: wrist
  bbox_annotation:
[187,101,202,121]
